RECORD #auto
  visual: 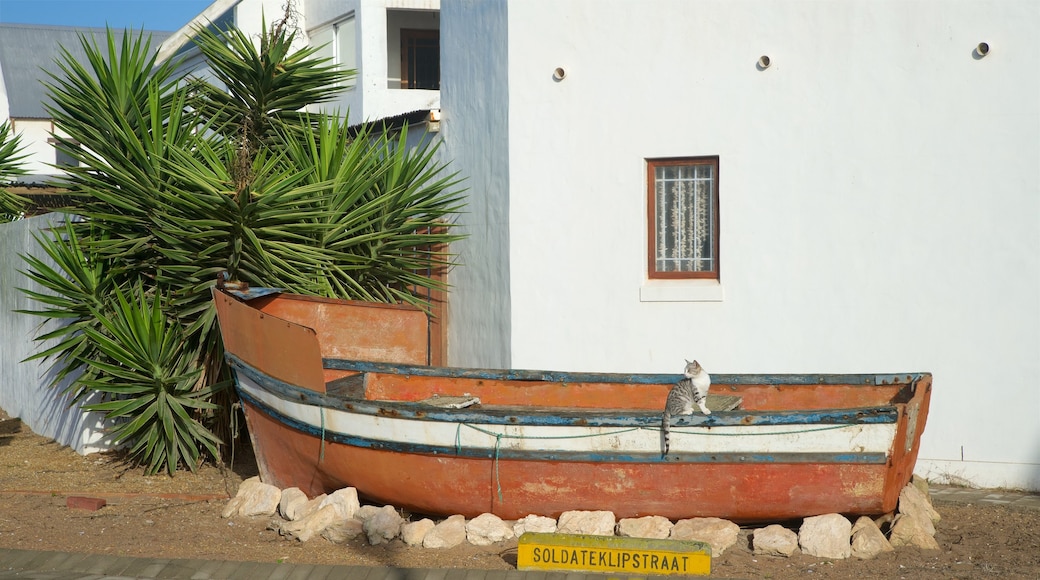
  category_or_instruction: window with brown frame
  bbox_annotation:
[647,157,719,279]
[401,29,439,90]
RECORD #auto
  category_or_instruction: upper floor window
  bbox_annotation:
[401,29,439,90]
[309,16,357,89]
[647,157,719,279]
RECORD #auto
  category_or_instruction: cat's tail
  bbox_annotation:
[661,410,671,456]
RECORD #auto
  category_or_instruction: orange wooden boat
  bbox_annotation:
[213,287,931,522]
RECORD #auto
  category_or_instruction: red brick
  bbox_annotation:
[66,496,106,511]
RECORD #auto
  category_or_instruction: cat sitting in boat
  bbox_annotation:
[662,359,711,454]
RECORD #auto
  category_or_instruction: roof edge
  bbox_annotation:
[155,0,242,63]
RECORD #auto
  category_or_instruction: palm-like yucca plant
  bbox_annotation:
[187,17,350,148]
[21,15,465,475]
[43,28,197,265]
[0,120,29,221]
[306,121,465,303]
[78,284,222,475]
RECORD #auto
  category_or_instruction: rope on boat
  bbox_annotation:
[456,424,646,503]
[456,422,852,446]
[453,422,857,503]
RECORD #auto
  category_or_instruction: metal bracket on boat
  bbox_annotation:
[903,375,923,452]
[905,401,920,453]
[216,271,283,301]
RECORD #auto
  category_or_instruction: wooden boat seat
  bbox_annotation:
[416,395,481,408]
[325,374,366,399]
[708,394,744,412]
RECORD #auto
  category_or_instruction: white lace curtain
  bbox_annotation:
[654,163,714,273]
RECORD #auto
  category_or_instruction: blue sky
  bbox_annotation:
[0,0,212,32]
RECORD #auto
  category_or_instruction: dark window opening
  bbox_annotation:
[401,29,439,90]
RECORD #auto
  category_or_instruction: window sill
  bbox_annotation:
[639,280,725,302]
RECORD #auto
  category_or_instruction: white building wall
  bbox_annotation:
[353,0,439,123]
[443,1,1039,489]
[305,0,440,125]
[234,0,289,37]
[306,0,364,120]
[440,0,511,367]
[0,60,9,124]
[8,119,54,177]
[305,0,356,26]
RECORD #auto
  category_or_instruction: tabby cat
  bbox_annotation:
[661,359,711,454]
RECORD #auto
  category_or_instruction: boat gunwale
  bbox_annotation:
[228,354,904,428]
[322,357,929,387]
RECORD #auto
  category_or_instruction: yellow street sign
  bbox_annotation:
[517,532,711,576]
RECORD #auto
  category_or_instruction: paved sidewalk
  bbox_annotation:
[2,486,1037,579]
[0,549,513,580]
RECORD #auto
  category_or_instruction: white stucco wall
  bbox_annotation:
[442,0,1040,489]
[440,0,511,367]
[0,61,9,124]
[233,0,289,36]
[0,215,113,453]
[8,119,54,177]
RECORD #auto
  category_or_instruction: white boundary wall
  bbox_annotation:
[0,214,112,453]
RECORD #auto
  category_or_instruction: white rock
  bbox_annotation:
[889,513,940,550]
[322,518,365,544]
[557,510,616,536]
[850,516,894,559]
[752,524,799,557]
[670,517,739,556]
[466,513,514,546]
[423,514,467,549]
[911,474,936,504]
[297,494,327,521]
[356,505,382,522]
[319,488,360,520]
[617,516,673,539]
[798,513,852,559]
[898,484,940,536]
[279,504,339,542]
[279,487,308,521]
[221,497,244,519]
[222,477,281,518]
[363,505,404,545]
[401,519,436,546]
[514,514,557,537]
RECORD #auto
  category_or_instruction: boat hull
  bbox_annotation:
[232,361,925,522]
[214,288,931,522]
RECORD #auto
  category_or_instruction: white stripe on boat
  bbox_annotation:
[239,376,896,456]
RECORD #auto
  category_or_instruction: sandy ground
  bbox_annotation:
[1,409,1038,579]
